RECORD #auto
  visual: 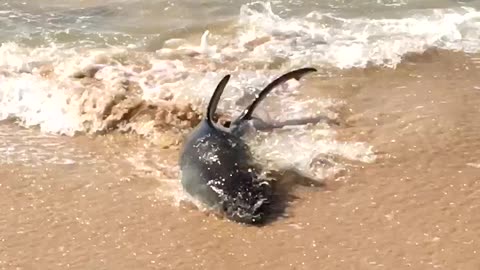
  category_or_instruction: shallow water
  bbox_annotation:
[1,0,480,269]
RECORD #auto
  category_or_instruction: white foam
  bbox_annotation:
[0,43,194,136]
[376,0,407,7]
[234,2,480,68]
[0,40,331,137]
[249,124,376,181]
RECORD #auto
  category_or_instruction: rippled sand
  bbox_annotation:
[1,50,479,269]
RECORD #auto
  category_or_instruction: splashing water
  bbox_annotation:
[3,0,480,191]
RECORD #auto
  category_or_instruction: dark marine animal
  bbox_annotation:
[179,67,317,224]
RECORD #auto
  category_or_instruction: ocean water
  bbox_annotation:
[1,0,441,178]
[1,0,478,153]
[1,1,480,269]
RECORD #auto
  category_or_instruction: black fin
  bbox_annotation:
[206,75,231,127]
[236,67,317,122]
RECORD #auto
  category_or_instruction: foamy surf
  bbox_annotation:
[235,2,480,69]
[1,2,479,134]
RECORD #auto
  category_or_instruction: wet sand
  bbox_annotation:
[1,50,480,269]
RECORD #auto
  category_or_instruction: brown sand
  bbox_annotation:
[1,50,479,270]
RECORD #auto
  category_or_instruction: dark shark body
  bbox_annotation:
[179,68,317,224]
